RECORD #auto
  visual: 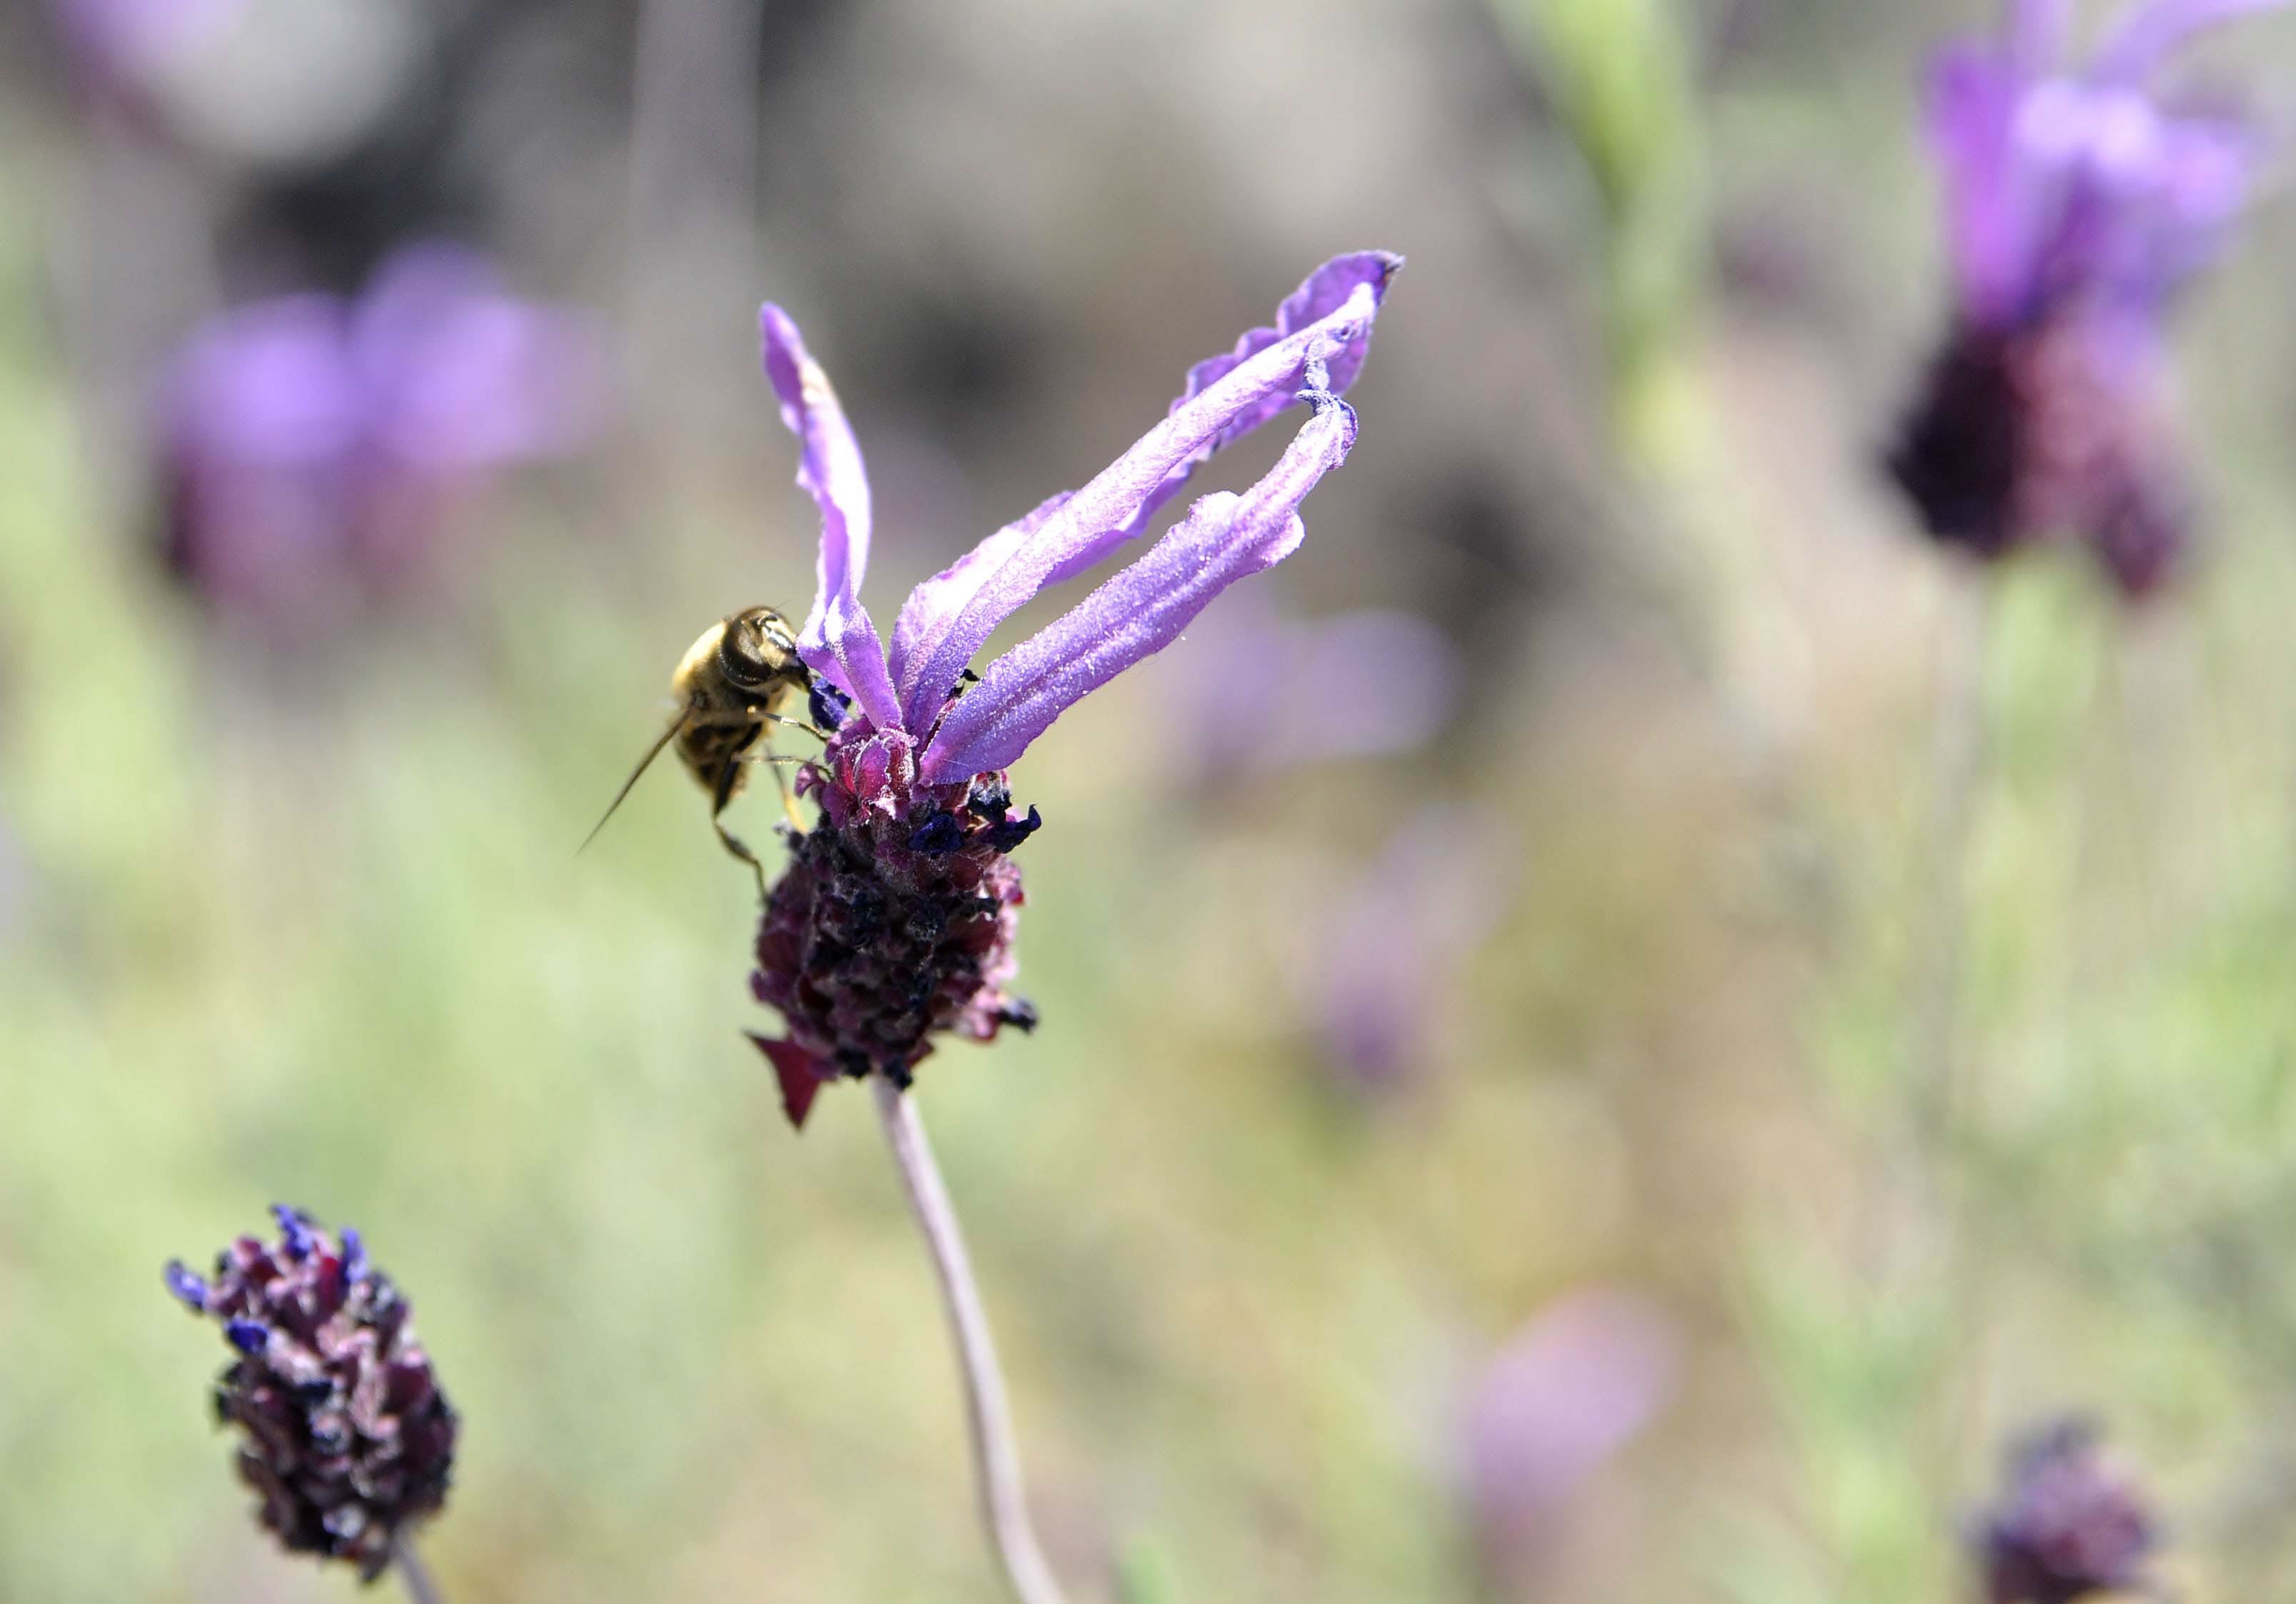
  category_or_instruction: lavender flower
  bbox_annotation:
[164,1206,457,1580]
[1158,597,1461,785]
[49,0,241,101]
[160,243,598,640]
[1887,0,2283,595]
[1974,1418,2158,1604]
[746,251,1402,1127]
[1461,1287,1679,1583]
[1306,805,1506,1097]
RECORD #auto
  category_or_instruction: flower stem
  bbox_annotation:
[871,1074,1068,1604]
[1908,573,1994,1157]
[392,1535,445,1604]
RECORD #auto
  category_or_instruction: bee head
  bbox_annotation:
[719,607,805,692]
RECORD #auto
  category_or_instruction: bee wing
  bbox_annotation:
[578,715,688,856]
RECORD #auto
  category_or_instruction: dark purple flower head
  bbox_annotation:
[1888,0,2283,594]
[160,243,598,638]
[746,252,1401,1126]
[165,1207,457,1581]
[1975,1417,2159,1604]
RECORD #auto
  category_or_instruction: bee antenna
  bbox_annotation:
[579,717,685,857]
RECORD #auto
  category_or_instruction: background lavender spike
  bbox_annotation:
[163,1210,457,1584]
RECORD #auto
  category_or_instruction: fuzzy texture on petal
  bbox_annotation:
[1096,250,1404,563]
[760,305,902,732]
[917,393,1359,785]
[888,256,1399,736]
[885,490,1073,720]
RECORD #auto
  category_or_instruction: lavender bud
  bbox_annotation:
[165,1209,458,1580]
[164,1260,210,1311]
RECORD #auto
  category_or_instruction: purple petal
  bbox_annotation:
[760,305,902,732]
[885,490,1073,720]
[1928,45,2038,326]
[892,257,1398,737]
[917,395,1359,785]
[2091,0,2291,82]
[2008,0,2075,71]
[1107,251,1405,548]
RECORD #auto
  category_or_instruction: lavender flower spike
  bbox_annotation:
[749,253,1400,1126]
[1887,0,2285,595]
[165,1208,457,1582]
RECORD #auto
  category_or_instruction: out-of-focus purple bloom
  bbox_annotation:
[160,243,599,639]
[50,0,241,98]
[1887,0,2285,595]
[1973,1417,2160,1604]
[165,1206,457,1581]
[745,252,1401,1128]
[1302,805,1506,1097]
[1158,595,1461,784]
[1461,1287,1680,1581]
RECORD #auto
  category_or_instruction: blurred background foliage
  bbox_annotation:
[5,0,2296,1600]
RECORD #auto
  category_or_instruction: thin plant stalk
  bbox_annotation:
[1908,570,1995,1159]
[392,1536,445,1604]
[872,1075,1068,1604]
[1866,570,1996,1285]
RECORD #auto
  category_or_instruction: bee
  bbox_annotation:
[581,606,824,891]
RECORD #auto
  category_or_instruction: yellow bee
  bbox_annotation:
[583,606,822,889]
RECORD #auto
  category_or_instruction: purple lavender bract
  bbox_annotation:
[747,253,1401,1127]
[164,1206,456,1580]
[1887,0,2284,595]
[1975,1418,2157,1604]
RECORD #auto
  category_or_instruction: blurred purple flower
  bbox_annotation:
[745,251,1403,1127]
[1161,595,1461,784]
[1304,804,1506,1097]
[50,0,241,97]
[1461,1286,1681,1581]
[160,243,600,638]
[1974,1417,2159,1604]
[1887,0,2285,595]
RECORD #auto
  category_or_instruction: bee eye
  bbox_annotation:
[719,630,772,689]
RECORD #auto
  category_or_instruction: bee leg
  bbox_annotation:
[764,749,810,834]
[710,760,770,902]
[762,712,831,742]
